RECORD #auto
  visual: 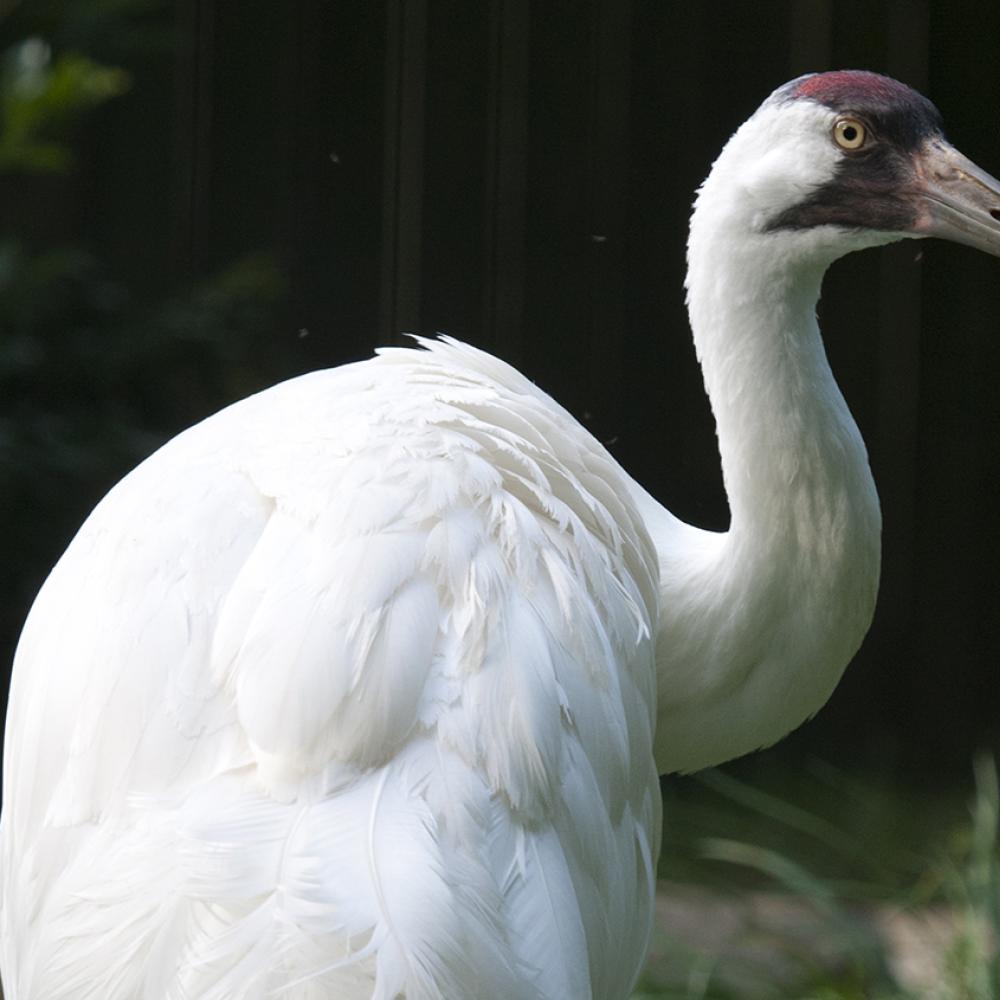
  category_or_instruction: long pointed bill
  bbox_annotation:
[912,138,1000,256]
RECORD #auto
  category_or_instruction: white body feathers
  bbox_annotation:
[1,339,661,999]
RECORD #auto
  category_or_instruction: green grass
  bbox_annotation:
[634,756,999,1000]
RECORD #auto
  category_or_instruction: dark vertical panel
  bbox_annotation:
[170,3,388,373]
[59,8,174,295]
[421,2,490,343]
[482,0,530,362]
[830,0,887,69]
[523,0,595,419]
[206,3,296,268]
[284,4,386,366]
[521,0,634,434]
[788,0,833,76]
[172,0,215,277]
[380,0,428,343]
[585,0,632,435]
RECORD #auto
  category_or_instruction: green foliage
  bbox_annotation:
[634,760,1000,1000]
[930,756,1000,1000]
[0,37,129,172]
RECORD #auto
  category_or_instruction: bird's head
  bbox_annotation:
[690,70,1000,270]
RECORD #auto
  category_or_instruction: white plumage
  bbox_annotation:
[2,340,659,999]
[3,71,999,997]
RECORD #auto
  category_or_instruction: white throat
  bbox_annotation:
[632,147,884,774]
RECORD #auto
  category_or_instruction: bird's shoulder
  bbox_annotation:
[5,339,658,829]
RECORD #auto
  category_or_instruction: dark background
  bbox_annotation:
[2,0,998,784]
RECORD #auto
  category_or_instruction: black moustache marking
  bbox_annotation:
[766,142,924,233]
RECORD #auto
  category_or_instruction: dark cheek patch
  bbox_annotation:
[766,148,920,233]
[766,181,919,233]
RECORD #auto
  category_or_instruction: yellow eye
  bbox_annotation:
[833,118,866,150]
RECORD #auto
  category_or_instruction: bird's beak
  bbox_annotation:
[911,138,1000,256]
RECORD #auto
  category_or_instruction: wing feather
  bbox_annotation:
[1,338,662,1000]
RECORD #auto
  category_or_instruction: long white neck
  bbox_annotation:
[630,186,883,774]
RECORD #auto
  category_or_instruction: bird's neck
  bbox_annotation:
[634,223,882,774]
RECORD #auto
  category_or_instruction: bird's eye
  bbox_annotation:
[833,118,867,150]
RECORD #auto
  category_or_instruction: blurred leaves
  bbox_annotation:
[639,761,1000,1000]
[934,755,1000,999]
[0,37,129,173]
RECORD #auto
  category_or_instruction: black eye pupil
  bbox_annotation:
[844,126,857,141]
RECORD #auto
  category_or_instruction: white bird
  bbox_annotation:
[2,70,999,1000]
